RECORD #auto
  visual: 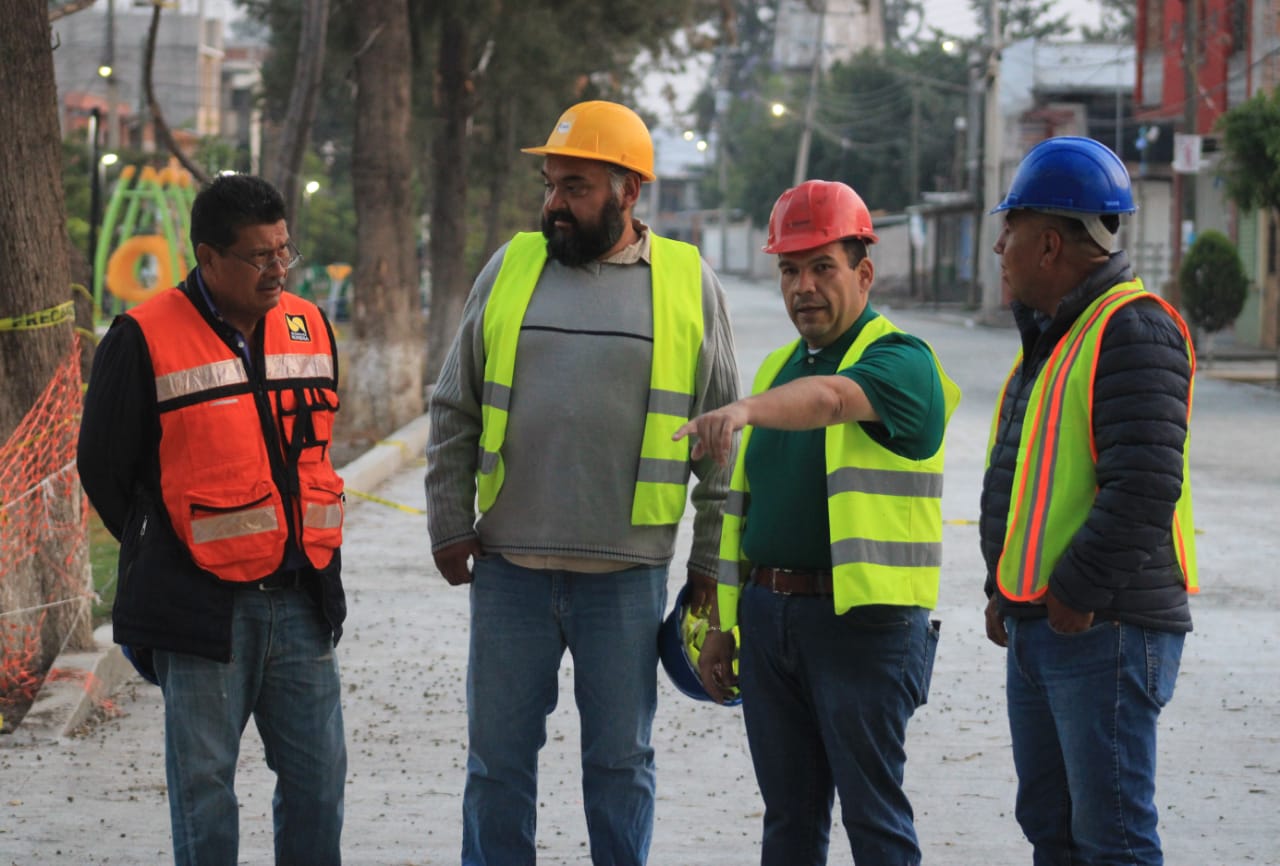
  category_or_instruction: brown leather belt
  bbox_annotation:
[751,566,834,596]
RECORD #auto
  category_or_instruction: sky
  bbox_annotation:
[918,0,1105,38]
[639,0,1110,128]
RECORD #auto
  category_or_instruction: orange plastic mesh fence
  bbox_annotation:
[0,341,90,723]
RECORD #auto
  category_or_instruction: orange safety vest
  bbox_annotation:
[129,288,345,582]
[989,281,1198,600]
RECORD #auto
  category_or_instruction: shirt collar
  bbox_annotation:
[787,304,879,366]
[597,219,651,265]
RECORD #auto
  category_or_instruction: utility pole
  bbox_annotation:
[1177,0,1199,287]
[966,47,984,307]
[716,50,731,273]
[793,1,826,188]
[908,83,920,204]
[978,0,1003,319]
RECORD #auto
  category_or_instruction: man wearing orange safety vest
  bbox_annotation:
[676,180,959,866]
[78,174,347,865]
[981,137,1197,866]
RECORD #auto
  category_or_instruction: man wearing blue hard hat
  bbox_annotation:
[981,136,1198,865]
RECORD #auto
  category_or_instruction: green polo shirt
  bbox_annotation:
[739,305,945,570]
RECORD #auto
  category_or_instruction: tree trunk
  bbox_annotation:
[481,96,518,263]
[1,0,92,728]
[341,0,424,443]
[269,0,329,224]
[425,4,474,386]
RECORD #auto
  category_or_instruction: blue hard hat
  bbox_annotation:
[657,584,741,706]
[991,136,1136,215]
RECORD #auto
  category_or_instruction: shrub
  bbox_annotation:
[1177,229,1248,334]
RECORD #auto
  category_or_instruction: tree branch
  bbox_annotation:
[143,2,209,184]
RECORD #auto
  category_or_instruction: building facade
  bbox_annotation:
[1136,0,1280,348]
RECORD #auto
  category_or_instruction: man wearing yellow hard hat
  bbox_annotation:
[425,100,739,865]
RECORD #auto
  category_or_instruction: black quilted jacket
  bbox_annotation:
[980,252,1194,632]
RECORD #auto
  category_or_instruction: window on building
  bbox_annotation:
[1145,1,1164,50]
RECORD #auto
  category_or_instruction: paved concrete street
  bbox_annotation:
[2,273,1278,865]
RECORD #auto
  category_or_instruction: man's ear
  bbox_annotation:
[1040,227,1064,267]
[858,255,875,289]
[620,172,643,210]
[195,242,216,270]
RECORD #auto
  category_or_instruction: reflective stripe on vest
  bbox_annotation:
[992,281,1199,600]
[130,288,344,582]
[153,354,335,404]
[477,231,704,525]
[716,316,960,629]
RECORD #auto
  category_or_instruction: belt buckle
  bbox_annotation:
[770,568,792,596]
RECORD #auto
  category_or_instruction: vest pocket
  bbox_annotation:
[183,480,287,580]
[301,471,344,568]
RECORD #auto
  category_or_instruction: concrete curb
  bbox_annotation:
[15,413,432,742]
[337,413,431,502]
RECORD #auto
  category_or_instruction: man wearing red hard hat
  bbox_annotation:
[675,179,960,866]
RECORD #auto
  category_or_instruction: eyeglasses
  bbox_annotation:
[218,240,303,274]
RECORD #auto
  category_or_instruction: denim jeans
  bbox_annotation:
[1005,617,1184,866]
[461,555,668,866]
[153,585,346,866]
[738,582,938,866]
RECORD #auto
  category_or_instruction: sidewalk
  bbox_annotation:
[2,279,1278,865]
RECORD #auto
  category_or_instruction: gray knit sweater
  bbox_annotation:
[425,230,739,576]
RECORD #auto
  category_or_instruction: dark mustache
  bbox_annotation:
[546,209,576,226]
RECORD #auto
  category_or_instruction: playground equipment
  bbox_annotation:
[93,161,196,326]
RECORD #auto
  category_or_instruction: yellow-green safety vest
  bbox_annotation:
[477,231,704,525]
[717,315,961,629]
[988,280,1199,600]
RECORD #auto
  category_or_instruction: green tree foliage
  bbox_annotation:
[240,0,713,278]
[965,0,1071,41]
[1216,87,1280,217]
[1080,0,1136,41]
[883,0,925,48]
[1178,229,1248,335]
[716,41,968,224]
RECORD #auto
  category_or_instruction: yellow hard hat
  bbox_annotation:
[522,100,656,182]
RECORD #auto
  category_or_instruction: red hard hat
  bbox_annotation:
[762,180,878,253]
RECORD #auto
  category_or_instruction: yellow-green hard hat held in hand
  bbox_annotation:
[658,583,742,706]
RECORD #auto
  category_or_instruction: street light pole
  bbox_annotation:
[793,1,826,188]
[88,108,102,273]
[101,0,119,151]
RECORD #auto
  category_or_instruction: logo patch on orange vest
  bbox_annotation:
[285,314,311,342]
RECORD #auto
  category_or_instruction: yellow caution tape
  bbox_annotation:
[346,488,427,515]
[0,300,74,332]
[373,438,426,467]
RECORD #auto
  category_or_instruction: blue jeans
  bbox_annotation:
[461,555,667,866]
[738,582,938,866]
[1005,617,1184,866]
[153,585,346,866]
